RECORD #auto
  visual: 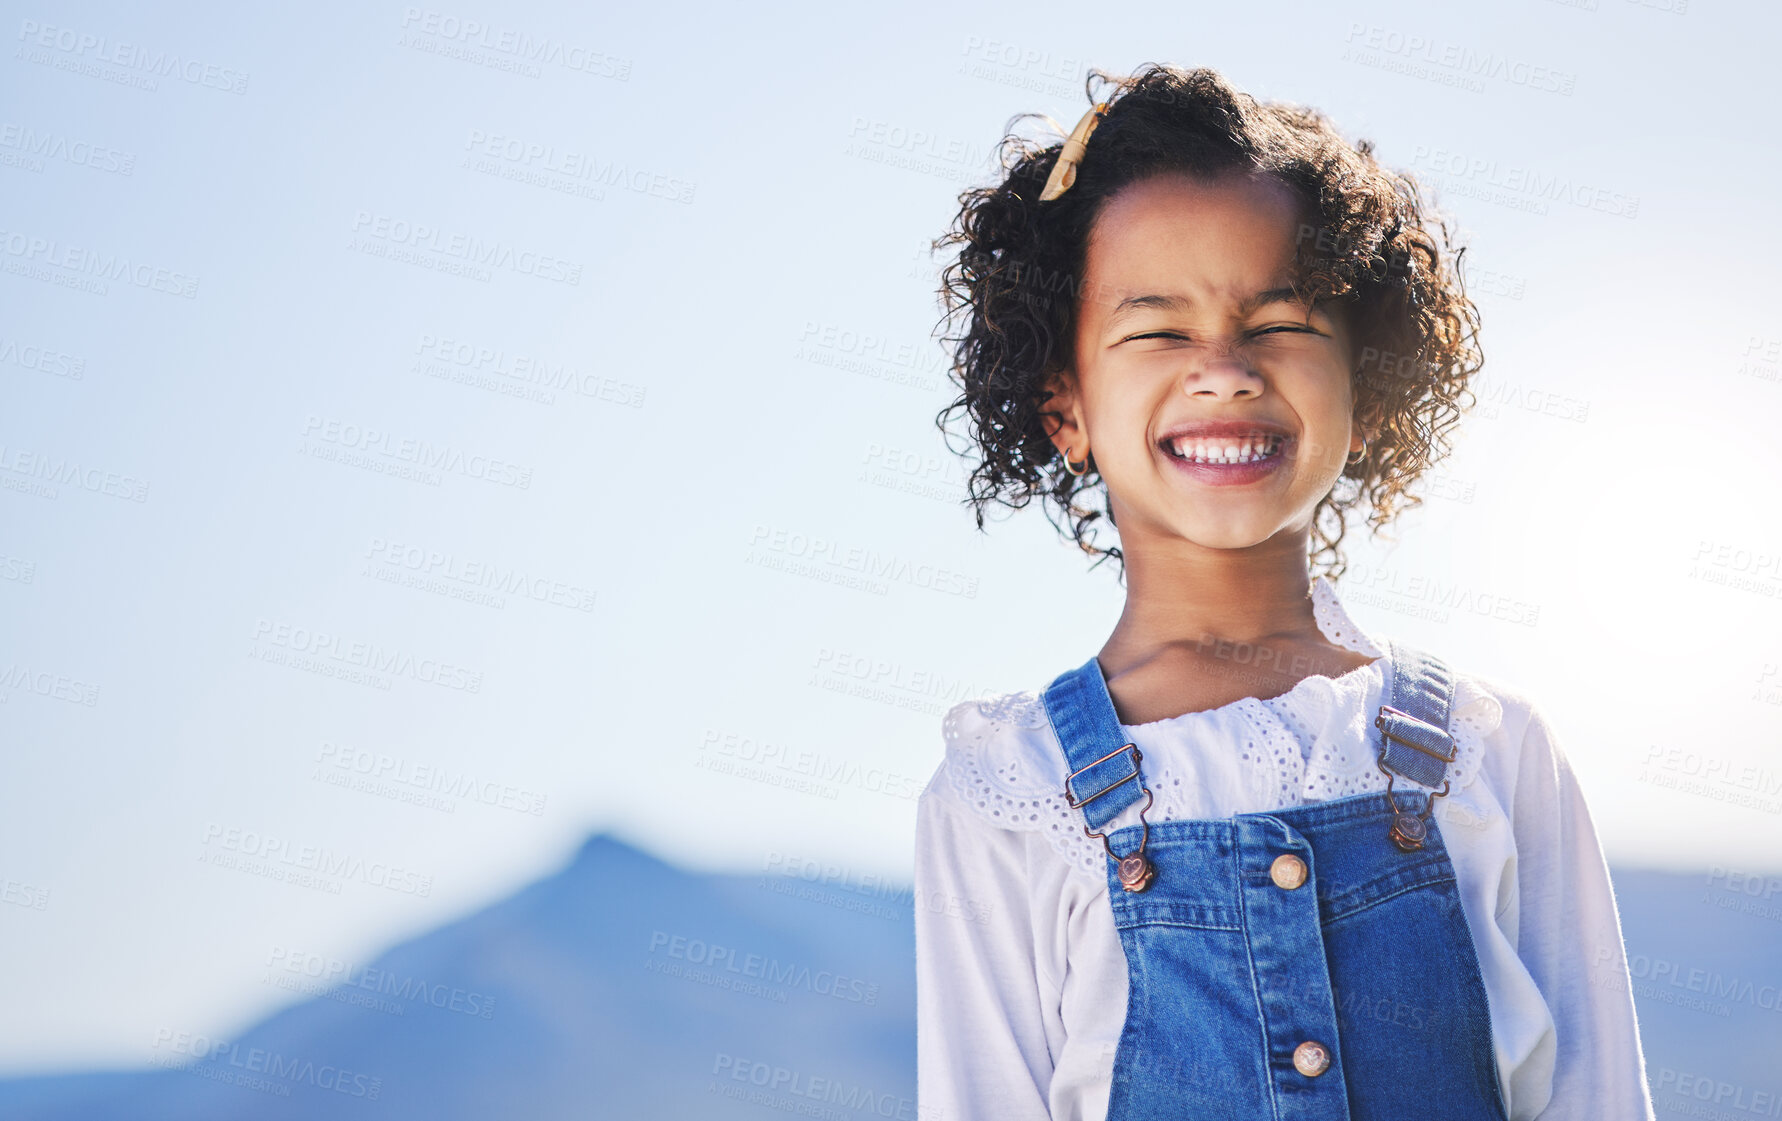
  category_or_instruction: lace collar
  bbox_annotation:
[943,575,1504,881]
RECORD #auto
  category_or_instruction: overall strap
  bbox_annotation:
[1041,656,1145,833]
[1044,639,1461,835]
[1376,639,1459,789]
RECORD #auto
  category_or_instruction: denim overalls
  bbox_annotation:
[1041,639,1508,1121]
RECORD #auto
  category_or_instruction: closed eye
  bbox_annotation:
[1123,326,1323,343]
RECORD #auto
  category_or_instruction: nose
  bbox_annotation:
[1181,353,1264,400]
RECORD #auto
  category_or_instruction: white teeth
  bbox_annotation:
[1170,434,1281,464]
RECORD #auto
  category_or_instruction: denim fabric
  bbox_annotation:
[1042,641,1509,1121]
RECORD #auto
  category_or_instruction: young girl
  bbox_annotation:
[915,65,1655,1121]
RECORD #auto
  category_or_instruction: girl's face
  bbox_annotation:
[1044,170,1364,556]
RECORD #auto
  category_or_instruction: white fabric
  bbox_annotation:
[914,575,1657,1121]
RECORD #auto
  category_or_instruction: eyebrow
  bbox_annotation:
[1105,286,1310,326]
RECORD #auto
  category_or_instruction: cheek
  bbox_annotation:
[1285,382,1357,463]
[1085,380,1158,444]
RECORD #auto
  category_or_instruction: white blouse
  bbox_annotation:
[914,575,1657,1121]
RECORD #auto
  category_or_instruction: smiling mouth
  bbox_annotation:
[1163,433,1286,465]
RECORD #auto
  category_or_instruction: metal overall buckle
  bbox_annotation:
[1064,743,1157,892]
[1373,705,1455,852]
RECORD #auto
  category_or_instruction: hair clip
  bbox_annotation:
[1038,102,1108,202]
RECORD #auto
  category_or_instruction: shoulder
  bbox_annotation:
[1447,659,1544,747]
[1388,641,1565,803]
[1443,661,1576,783]
[927,688,1071,808]
[1380,637,1541,741]
[922,687,1109,881]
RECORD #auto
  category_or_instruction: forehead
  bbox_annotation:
[1081,171,1306,310]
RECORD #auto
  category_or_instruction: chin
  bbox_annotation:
[1175,518,1283,551]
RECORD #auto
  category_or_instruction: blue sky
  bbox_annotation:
[3,0,1779,1072]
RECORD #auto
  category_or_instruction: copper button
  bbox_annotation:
[1117,851,1156,893]
[1293,1040,1332,1077]
[1269,853,1307,890]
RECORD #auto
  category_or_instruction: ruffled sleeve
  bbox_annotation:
[944,689,1112,880]
[1279,657,1505,809]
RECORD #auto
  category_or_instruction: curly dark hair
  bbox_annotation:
[931,63,1483,581]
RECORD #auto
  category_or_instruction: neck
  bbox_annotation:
[1100,530,1322,676]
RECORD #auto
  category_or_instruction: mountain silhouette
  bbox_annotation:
[0,832,917,1120]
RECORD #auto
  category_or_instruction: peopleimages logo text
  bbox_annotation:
[647,930,880,1005]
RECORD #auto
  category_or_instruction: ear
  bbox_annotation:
[1040,365,1087,461]
[1349,398,1382,454]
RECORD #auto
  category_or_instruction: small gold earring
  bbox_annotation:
[1346,436,1369,466]
[1064,445,1089,477]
